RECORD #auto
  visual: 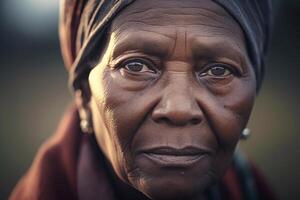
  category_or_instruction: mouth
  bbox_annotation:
[137,146,212,168]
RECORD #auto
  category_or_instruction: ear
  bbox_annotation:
[74,80,93,134]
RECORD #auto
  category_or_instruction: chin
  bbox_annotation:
[127,152,219,200]
[132,171,216,200]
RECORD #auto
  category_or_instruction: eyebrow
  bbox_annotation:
[111,31,174,59]
[111,30,247,67]
[191,36,247,66]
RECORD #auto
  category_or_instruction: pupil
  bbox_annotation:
[211,66,226,76]
[127,62,143,72]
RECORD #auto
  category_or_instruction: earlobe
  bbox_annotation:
[74,81,94,134]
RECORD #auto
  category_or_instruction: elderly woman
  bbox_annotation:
[11,0,276,200]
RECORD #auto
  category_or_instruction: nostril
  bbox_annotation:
[190,118,201,125]
[152,102,203,126]
[153,115,201,126]
[154,116,171,124]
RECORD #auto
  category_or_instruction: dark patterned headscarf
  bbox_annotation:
[59,0,272,90]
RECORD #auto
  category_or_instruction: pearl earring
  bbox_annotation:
[241,128,251,140]
[80,119,93,134]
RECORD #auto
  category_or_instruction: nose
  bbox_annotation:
[152,87,203,126]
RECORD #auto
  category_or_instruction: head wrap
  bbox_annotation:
[59,0,272,90]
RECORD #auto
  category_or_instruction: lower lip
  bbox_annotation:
[142,153,208,168]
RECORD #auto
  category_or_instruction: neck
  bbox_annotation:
[105,161,150,200]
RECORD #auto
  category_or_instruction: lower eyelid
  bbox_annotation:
[201,76,234,86]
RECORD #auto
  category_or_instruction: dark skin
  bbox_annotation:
[76,0,257,199]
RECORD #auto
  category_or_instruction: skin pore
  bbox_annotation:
[78,0,257,199]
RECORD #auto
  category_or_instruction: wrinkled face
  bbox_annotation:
[87,0,256,199]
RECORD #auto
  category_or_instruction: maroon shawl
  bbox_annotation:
[10,105,276,200]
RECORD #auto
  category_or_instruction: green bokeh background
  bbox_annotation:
[0,1,299,199]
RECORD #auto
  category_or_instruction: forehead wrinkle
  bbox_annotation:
[135,9,233,27]
[112,22,176,40]
[191,35,246,65]
[167,28,188,61]
[116,0,230,19]
[117,20,234,30]
[111,19,240,46]
[111,7,240,37]
[113,8,233,31]
[191,25,246,54]
[111,0,237,31]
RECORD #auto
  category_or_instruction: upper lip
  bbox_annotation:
[137,146,212,156]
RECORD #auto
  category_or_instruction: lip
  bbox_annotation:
[137,146,212,167]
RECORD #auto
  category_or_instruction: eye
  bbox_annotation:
[200,64,234,77]
[123,61,156,73]
[208,65,231,76]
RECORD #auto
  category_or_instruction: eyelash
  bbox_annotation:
[116,58,240,78]
[199,63,240,77]
[118,58,158,72]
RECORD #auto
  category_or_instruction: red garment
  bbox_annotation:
[10,105,276,200]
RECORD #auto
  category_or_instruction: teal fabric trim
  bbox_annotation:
[233,150,258,200]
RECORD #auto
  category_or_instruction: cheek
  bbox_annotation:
[207,77,256,176]
[222,76,256,140]
[89,67,129,180]
[89,67,159,182]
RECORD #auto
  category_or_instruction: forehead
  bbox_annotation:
[109,0,246,60]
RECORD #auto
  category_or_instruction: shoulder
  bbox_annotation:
[10,104,81,200]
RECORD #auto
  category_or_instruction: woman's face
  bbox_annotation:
[87,0,256,199]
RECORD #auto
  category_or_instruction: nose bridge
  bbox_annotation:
[166,73,194,108]
[152,73,203,126]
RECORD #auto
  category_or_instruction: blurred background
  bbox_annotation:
[0,0,299,199]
